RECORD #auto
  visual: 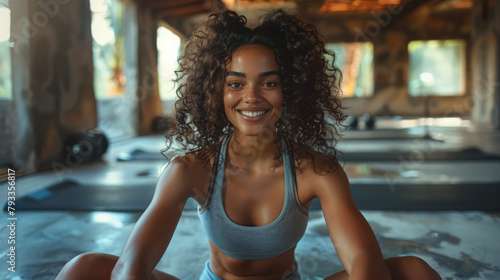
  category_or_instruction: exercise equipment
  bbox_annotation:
[345,115,358,129]
[8,178,500,212]
[309,181,500,211]
[64,128,109,163]
[7,179,198,212]
[117,148,166,161]
[361,113,376,129]
[339,147,500,162]
[117,147,500,162]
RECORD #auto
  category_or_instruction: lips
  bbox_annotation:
[237,109,270,121]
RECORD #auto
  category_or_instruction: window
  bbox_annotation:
[408,40,465,96]
[90,0,126,99]
[0,4,12,100]
[157,26,181,101]
[326,42,374,98]
[91,0,132,140]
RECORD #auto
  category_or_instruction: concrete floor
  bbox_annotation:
[1,117,500,279]
[0,210,499,279]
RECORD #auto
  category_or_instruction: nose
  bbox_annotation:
[243,84,261,103]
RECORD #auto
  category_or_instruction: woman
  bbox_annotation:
[56,9,441,280]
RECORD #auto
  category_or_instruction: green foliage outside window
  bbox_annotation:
[408,40,465,96]
[91,0,126,99]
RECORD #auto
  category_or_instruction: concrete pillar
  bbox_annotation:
[9,1,33,171]
[121,2,139,137]
[471,0,500,129]
[136,4,162,135]
[10,0,96,172]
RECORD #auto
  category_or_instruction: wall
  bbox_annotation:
[136,2,163,135]
[470,0,500,128]
[167,2,475,118]
[307,1,472,118]
[10,0,96,173]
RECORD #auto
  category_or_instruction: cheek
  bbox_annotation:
[272,92,284,113]
[268,91,284,123]
[223,91,232,108]
[223,91,237,115]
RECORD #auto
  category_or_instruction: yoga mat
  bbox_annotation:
[342,128,430,141]
[7,180,198,212]
[312,182,500,211]
[7,179,500,212]
[116,149,167,161]
[117,147,500,162]
[341,147,500,162]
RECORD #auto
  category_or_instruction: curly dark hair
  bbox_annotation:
[163,9,346,174]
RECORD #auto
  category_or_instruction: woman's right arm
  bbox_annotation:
[111,156,197,280]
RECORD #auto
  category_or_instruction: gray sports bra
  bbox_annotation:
[198,133,309,260]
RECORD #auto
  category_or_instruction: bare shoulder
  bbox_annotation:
[156,150,213,204]
[294,147,349,200]
[163,149,213,175]
[295,147,342,176]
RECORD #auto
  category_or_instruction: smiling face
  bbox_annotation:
[223,44,283,137]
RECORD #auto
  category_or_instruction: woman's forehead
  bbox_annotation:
[227,44,279,73]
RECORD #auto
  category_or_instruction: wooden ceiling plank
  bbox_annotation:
[145,0,205,10]
[156,4,209,18]
[386,0,435,28]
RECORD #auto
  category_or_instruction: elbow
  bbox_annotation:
[380,263,392,280]
[110,261,129,280]
[111,259,150,280]
[110,260,124,280]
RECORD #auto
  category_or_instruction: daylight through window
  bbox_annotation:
[90,0,126,99]
[157,26,181,101]
[326,42,374,98]
[0,5,12,100]
[408,40,465,96]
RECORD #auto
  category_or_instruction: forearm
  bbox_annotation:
[111,210,175,280]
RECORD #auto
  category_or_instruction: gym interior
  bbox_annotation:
[0,0,499,279]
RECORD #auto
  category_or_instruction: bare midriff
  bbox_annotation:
[209,241,297,280]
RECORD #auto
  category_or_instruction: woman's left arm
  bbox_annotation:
[312,161,391,280]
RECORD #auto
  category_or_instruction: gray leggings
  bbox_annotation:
[199,260,300,280]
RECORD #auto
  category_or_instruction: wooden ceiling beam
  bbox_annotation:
[155,3,210,19]
[144,0,205,10]
[319,0,405,13]
[386,0,434,28]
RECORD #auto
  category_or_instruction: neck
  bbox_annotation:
[227,130,282,171]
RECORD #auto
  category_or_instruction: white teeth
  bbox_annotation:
[240,110,266,117]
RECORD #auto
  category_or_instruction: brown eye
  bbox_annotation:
[228,82,243,88]
[263,81,278,87]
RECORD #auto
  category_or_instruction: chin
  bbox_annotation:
[235,126,277,139]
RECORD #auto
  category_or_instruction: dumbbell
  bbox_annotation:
[345,115,359,129]
[361,113,376,129]
[64,128,109,164]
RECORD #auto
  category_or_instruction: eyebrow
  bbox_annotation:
[226,71,280,78]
